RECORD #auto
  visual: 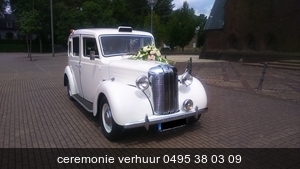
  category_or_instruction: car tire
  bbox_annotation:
[67,81,74,101]
[99,97,124,141]
[186,114,201,125]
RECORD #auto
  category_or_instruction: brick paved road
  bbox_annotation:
[0,53,299,148]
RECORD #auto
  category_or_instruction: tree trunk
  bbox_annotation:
[39,34,43,53]
[29,34,32,61]
[25,34,30,58]
[181,47,184,52]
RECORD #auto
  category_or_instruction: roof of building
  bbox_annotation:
[204,0,226,30]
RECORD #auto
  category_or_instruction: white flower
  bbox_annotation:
[150,50,156,55]
[156,50,161,56]
[143,46,148,52]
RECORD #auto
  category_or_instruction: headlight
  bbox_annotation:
[136,75,149,91]
[181,72,193,86]
[183,99,193,111]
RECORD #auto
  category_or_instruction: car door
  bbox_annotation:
[68,35,83,97]
[79,35,102,102]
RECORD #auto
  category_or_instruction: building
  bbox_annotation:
[202,0,300,62]
[0,13,18,39]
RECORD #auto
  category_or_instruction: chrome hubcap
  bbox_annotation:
[102,103,112,133]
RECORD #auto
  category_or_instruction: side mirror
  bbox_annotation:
[90,51,95,60]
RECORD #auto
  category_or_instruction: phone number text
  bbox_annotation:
[161,154,242,164]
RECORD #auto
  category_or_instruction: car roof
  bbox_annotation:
[70,28,153,37]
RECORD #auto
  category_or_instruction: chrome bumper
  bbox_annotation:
[123,107,208,130]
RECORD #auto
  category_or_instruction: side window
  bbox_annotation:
[73,37,79,56]
[83,37,99,58]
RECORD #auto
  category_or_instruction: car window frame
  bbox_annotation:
[81,35,100,59]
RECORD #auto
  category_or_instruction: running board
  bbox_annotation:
[73,94,93,113]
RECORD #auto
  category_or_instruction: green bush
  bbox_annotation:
[0,39,26,45]
[0,39,51,45]
[0,44,51,52]
[0,44,27,52]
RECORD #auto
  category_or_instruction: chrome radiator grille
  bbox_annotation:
[148,65,179,115]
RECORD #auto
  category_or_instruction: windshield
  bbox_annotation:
[100,35,153,57]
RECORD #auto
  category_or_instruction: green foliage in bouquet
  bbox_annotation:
[130,44,169,64]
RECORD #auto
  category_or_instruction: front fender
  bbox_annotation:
[64,66,76,96]
[93,81,153,126]
[178,77,207,110]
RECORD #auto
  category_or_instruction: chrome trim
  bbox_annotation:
[183,99,193,111]
[136,75,149,91]
[123,107,208,129]
[180,72,193,87]
[148,64,178,115]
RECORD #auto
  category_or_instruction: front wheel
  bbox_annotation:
[99,97,124,141]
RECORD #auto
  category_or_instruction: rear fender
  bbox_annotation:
[64,66,76,96]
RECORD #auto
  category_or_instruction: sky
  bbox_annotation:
[173,0,215,16]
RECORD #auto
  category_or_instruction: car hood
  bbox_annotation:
[108,58,164,85]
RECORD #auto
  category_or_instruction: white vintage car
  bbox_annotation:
[64,26,208,141]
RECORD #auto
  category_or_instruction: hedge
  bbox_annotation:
[0,44,52,52]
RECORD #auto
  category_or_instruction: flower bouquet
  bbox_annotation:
[130,44,169,64]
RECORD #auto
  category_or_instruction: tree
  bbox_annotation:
[18,10,42,60]
[153,0,174,24]
[126,0,148,29]
[81,0,116,27]
[164,11,181,50]
[196,14,207,47]
[6,0,200,52]
[111,0,174,30]
[144,13,164,47]
[8,0,51,53]
[1,0,8,13]
[12,0,46,59]
[111,0,134,26]
[53,1,83,45]
[165,2,197,51]
[176,2,197,51]
[144,0,174,47]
